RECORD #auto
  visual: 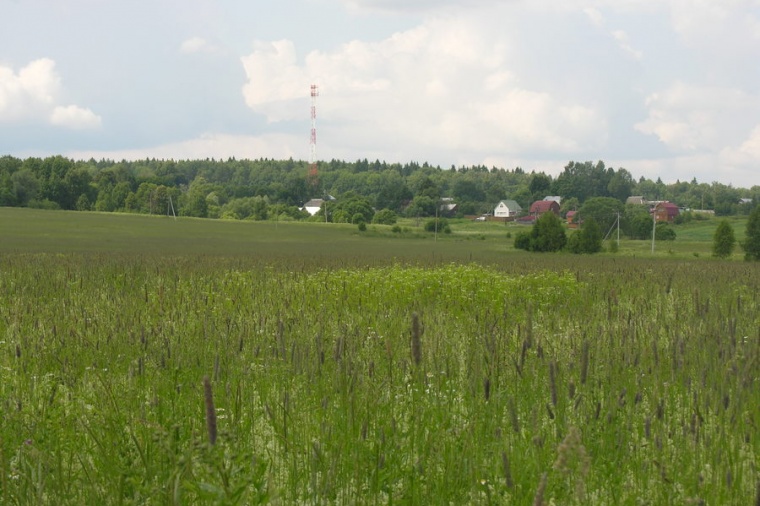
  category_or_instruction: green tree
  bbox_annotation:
[405,195,437,218]
[578,197,624,233]
[182,178,210,218]
[607,168,634,202]
[11,168,40,206]
[372,208,398,225]
[515,212,567,252]
[567,218,603,254]
[452,178,486,203]
[622,204,653,239]
[76,193,92,211]
[529,172,553,202]
[712,220,736,258]
[655,223,676,241]
[743,205,760,261]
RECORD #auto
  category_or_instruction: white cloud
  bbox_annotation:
[635,82,760,152]
[180,36,220,54]
[240,15,605,160]
[612,30,643,60]
[583,7,605,27]
[0,58,60,120]
[65,132,300,161]
[240,40,311,122]
[341,0,494,13]
[0,58,101,129]
[50,105,102,129]
[582,7,643,60]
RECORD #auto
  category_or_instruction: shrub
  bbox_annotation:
[712,220,736,258]
[514,231,531,250]
[373,209,398,225]
[424,218,449,233]
[514,213,567,252]
[358,222,367,232]
[655,223,676,241]
[567,218,603,254]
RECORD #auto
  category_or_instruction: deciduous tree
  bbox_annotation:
[712,220,736,258]
[743,205,760,261]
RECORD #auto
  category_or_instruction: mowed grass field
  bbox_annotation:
[1,207,758,504]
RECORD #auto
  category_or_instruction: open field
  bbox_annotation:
[1,208,759,504]
[0,207,750,261]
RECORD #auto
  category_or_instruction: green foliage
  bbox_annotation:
[0,155,755,229]
[567,218,603,254]
[326,192,374,224]
[578,197,624,233]
[357,221,367,231]
[11,168,39,206]
[529,172,553,202]
[75,193,92,211]
[406,195,437,217]
[372,208,398,225]
[712,220,736,258]
[744,204,760,260]
[514,230,531,250]
[515,212,567,252]
[424,217,449,232]
[655,222,676,241]
[623,204,653,239]
[1,249,758,504]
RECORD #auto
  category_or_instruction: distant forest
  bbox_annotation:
[1,155,758,222]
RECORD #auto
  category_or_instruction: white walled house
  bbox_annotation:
[302,199,324,216]
[494,200,522,218]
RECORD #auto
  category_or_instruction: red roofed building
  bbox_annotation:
[653,202,680,222]
[529,200,560,217]
[566,210,579,228]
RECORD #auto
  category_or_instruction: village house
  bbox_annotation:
[439,197,458,217]
[302,199,324,216]
[529,200,560,217]
[653,201,680,222]
[566,210,579,228]
[494,200,522,219]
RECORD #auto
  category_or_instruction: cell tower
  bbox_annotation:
[307,84,319,191]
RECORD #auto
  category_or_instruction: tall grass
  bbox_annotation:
[0,250,758,502]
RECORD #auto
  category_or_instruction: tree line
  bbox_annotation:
[0,155,757,222]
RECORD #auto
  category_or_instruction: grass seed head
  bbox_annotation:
[411,312,422,366]
[532,472,547,506]
[203,376,217,445]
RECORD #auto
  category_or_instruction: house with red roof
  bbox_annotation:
[566,210,579,229]
[653,201,680,222]
[529,200,560,217]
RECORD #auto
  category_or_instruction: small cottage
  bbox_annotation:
[494,200,522,218]
[566,210,579,228]
[529,200,560,217]
[653,201,680,222]
[302,199,325,216]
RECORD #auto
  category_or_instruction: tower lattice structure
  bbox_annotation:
[307,84,319,192]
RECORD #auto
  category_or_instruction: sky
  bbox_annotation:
[2,0,760,187]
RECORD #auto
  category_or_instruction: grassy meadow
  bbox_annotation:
[1,207,759,504]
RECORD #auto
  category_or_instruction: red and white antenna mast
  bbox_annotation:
[308,84,319,190]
